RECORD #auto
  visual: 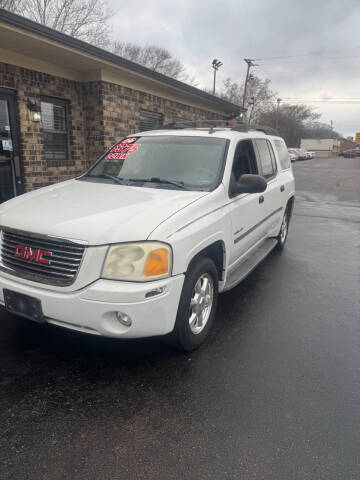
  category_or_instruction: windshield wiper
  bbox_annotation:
[127,177,190,190]
[89,173,125,184]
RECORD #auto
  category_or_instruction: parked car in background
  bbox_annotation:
[297,148,311,160]
[307,151,316,159]
[290,148,307,160]
[288,148,299,161]
[340,147,360,158]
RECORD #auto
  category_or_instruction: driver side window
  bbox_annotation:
[229,139,258,197]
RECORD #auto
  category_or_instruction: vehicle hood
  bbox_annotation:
[0,179,209,245]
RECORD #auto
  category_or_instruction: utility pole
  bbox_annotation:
[212,59,223,95]
[242,58,258,109]
[247,96,255,124]
[276,98,282,129]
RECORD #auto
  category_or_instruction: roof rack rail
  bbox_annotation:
[158,121,195,130]
[252,125,280,136]
[156,118,249,131]
[230,124,249,132]
[149,120,280,136]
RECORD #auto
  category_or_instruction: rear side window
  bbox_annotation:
[274,139,291,170]
[255,139,277,178]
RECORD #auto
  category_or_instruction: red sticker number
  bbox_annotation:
[106,139,140,160]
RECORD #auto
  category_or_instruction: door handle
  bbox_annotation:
[259,195,264,204]
[280,185,285,192]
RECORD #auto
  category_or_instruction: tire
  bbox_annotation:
[170,256,218,351]
[274,205,291,251]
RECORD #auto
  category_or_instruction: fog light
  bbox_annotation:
[116,312,132,327]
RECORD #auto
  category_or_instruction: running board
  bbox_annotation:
[223,238,277,292]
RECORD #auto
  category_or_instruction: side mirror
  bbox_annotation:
[230,174,267,196]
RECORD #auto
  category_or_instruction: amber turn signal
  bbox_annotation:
[144,248,169,277]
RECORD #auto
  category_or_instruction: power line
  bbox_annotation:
[254,45,360,62]
[282,97,360,100]
[257,56,360,66]
[269,100,360,105]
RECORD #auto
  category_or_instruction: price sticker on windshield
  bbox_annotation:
[106,138,140,160]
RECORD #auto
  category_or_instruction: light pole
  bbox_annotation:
[212,59,223,95]
[276,98,282,129]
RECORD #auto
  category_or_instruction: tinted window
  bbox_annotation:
[86,135,228,191]
[231,140,258,180]
[255,139,275,178]
[275,139,291,169]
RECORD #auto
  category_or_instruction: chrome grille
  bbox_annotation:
[0,228,86,286]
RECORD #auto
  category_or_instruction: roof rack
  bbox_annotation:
[152,120,278,136]
[158,121,195,130]
[252,125,280,136]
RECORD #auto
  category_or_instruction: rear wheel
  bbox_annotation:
[171,257,218,351]
[274,205,290,251]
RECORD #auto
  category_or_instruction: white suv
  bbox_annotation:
[0,125,295,351]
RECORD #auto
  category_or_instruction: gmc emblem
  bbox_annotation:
[14,245,52,265]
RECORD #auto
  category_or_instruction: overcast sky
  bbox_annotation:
[108,0,360,137]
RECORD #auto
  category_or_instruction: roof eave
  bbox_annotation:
[0,8,243,114]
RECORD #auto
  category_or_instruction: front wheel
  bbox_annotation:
[171,257,218,351]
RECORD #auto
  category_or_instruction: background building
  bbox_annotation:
[0,9,242,204]
[300,138,340,157]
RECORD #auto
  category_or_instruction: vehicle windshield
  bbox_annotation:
[84,135,228,191]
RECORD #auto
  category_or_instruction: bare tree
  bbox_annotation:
[111,41,198,85]
[2,0,112,48]
[0,0,23,12]
[220,76,276,123]
[302,121,341,140]
[219,77,243,104]
[112,41,184,78]
[259,103,321,147]
[245,77,277,124]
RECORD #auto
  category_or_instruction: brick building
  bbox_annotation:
[0,9,242,204]
[339,137,359,153]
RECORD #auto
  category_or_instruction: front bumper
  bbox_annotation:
[0,274,185,338]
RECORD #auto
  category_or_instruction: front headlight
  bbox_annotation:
[102,242,172,281]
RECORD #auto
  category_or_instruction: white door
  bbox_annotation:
[253,138,284,236]
[228,139,267,267]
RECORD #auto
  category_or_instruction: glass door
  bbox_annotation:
[0,90,22,204]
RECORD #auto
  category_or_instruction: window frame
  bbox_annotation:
[274,138,291,170]
[228,139,259,198]
[40,96,69,161]
[253,138,278,181]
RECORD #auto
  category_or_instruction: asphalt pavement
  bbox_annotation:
[0,156,359,480]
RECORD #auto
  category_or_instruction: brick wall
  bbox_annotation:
[83,81,224,166]
[340,138,358,152]
[0,62,87,192]
[0,62,226,192]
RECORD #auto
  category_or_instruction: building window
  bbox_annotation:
[139,110,163,132]
[41,98,68,160]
